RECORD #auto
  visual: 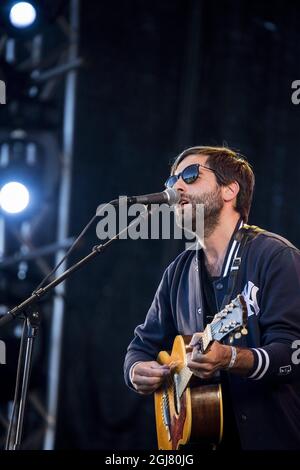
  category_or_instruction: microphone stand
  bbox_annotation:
[1,203,151,450]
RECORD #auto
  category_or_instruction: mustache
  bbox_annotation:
[179,193,203,205]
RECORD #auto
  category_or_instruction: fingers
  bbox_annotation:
[189,332,203,347]
[191,347,207,362]
[134,381,164,395]
[189,340,219,362]
[187,349,213,368]
[136,385,160,395]
[135,365,170,378]
[133,375,166,394]
[187,358,213,371]
[187,358,217,379]
[133,375,167,387]
[132,361,171,394]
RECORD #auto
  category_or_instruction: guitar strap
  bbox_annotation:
[220,224,265,310]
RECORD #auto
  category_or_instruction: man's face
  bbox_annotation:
[172,154,224,235]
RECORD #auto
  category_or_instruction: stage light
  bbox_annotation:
[0,181,30,214]
[9,2,37,29]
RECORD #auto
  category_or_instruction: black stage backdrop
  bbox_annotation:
[55,0,300,449]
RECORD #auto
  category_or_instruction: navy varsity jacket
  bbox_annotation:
[124,222,300,450]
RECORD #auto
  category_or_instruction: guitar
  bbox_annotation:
[154,294,248,450]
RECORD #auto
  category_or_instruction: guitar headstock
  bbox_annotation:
[210,294,248,343]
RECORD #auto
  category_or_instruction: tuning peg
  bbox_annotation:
[234,332,242,339]
[229,335,234,344]
[241,327,248,335]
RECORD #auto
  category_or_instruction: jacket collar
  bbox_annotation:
[196,217,244,278]
[222,217,244,277]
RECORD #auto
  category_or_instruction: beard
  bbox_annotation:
[175,185,224,238]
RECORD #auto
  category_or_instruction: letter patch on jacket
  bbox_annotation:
[242,281,260,317]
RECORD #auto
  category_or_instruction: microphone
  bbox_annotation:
[111,188,180,206]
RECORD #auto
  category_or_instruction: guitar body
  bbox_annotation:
[154,335,223,450]
[154,295,247,450]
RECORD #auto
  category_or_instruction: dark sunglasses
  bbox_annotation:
[165,163,219,189]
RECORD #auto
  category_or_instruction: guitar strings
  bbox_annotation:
[161,307,244,398]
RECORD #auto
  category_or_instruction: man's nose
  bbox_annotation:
[173,177,188,193]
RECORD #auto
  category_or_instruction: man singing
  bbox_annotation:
[124,146,300,450]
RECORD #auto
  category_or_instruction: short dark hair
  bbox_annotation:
[171,146,255,222]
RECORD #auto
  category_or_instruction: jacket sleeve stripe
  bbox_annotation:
[254,348,270,380]
[248,348,263,378]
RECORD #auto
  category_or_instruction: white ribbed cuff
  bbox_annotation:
[129,361,142,385]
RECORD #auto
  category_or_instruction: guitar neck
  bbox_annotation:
[177,324,213,396]
[200,323,214,352]
[176,295,247,397]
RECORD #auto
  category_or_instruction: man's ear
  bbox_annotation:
[222,181,240,203]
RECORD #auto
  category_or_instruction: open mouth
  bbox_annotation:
[180,199,191,207]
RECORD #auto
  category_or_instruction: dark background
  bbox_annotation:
[1,0,300,450]
[56,0,300,449]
